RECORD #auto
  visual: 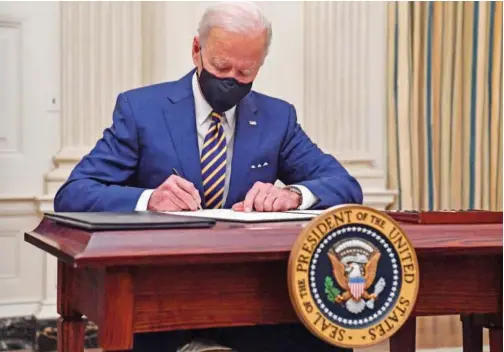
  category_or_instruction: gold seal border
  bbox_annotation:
[287,204,420,348]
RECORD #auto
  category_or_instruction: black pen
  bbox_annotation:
[171,168,181,177]
[172,168,202,210]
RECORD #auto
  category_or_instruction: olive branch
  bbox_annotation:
[324,276,340,303]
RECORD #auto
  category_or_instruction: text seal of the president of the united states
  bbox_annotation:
[288,205,419,348]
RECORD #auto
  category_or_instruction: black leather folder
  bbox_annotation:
[43,211,216,231]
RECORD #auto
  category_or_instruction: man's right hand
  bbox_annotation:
[147,175,201,211]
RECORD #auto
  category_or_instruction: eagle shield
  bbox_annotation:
[349,276,366,300]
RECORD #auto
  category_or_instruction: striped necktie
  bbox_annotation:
[201,111,227,209]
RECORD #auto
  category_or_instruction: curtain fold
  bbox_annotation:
[387,1,503,211]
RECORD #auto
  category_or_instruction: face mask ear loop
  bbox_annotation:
[198,46,206,74]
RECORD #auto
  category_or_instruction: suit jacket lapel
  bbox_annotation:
[225,94,263,208]
[162,71,204,199]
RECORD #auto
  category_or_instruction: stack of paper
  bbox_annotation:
[163,209,323,223]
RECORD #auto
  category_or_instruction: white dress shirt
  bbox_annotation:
[135,73,317,211]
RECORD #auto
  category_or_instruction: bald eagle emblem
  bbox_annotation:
[327,238,386,314]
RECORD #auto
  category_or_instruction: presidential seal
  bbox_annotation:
[287,205,419,348]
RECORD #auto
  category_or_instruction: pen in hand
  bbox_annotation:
[172,168,202,210]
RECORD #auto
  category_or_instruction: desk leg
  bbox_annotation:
[99,267,134,352]
[390,316,416,352]
[490,328,503,352]
[57,260,85,352]
[57,316,84,352]
[461,315,483,352]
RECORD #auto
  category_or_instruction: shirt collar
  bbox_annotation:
[192,72,236,128]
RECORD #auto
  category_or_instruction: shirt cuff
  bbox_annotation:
[290,185,318,210]
[135,189,155,211]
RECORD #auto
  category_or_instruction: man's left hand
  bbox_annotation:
[232,182,301,212]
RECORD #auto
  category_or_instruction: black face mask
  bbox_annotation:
[197,53,253,113]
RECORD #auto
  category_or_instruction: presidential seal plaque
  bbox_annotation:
[287,205,419,348]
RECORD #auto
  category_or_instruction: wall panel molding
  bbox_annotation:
[0,196,57,319]
[0,21,22,155]
[0,198,44,319]
[0,196,38,216]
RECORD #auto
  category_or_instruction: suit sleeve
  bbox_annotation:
[278,104,363,209]
[54,93,146,212]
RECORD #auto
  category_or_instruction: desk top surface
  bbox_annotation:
[24,213,503,267]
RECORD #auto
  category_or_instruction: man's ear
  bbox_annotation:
[192,37,201,69]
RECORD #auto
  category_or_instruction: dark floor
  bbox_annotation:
[0,316,97,352]
[0,315,490,352]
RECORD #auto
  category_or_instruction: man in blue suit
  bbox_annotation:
[54,1,361,351]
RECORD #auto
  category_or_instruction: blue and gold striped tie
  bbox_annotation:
[201,112,227,209]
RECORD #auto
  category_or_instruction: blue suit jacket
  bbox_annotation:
[54,70,363,212]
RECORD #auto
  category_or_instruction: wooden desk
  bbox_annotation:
[25,218,502,352]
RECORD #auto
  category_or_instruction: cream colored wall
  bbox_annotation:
[0,1,395,319]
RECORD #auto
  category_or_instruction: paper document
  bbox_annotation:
[286,210,325,216]
[163,209,318,223]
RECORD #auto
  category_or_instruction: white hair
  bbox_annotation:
[197,1,272,56]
